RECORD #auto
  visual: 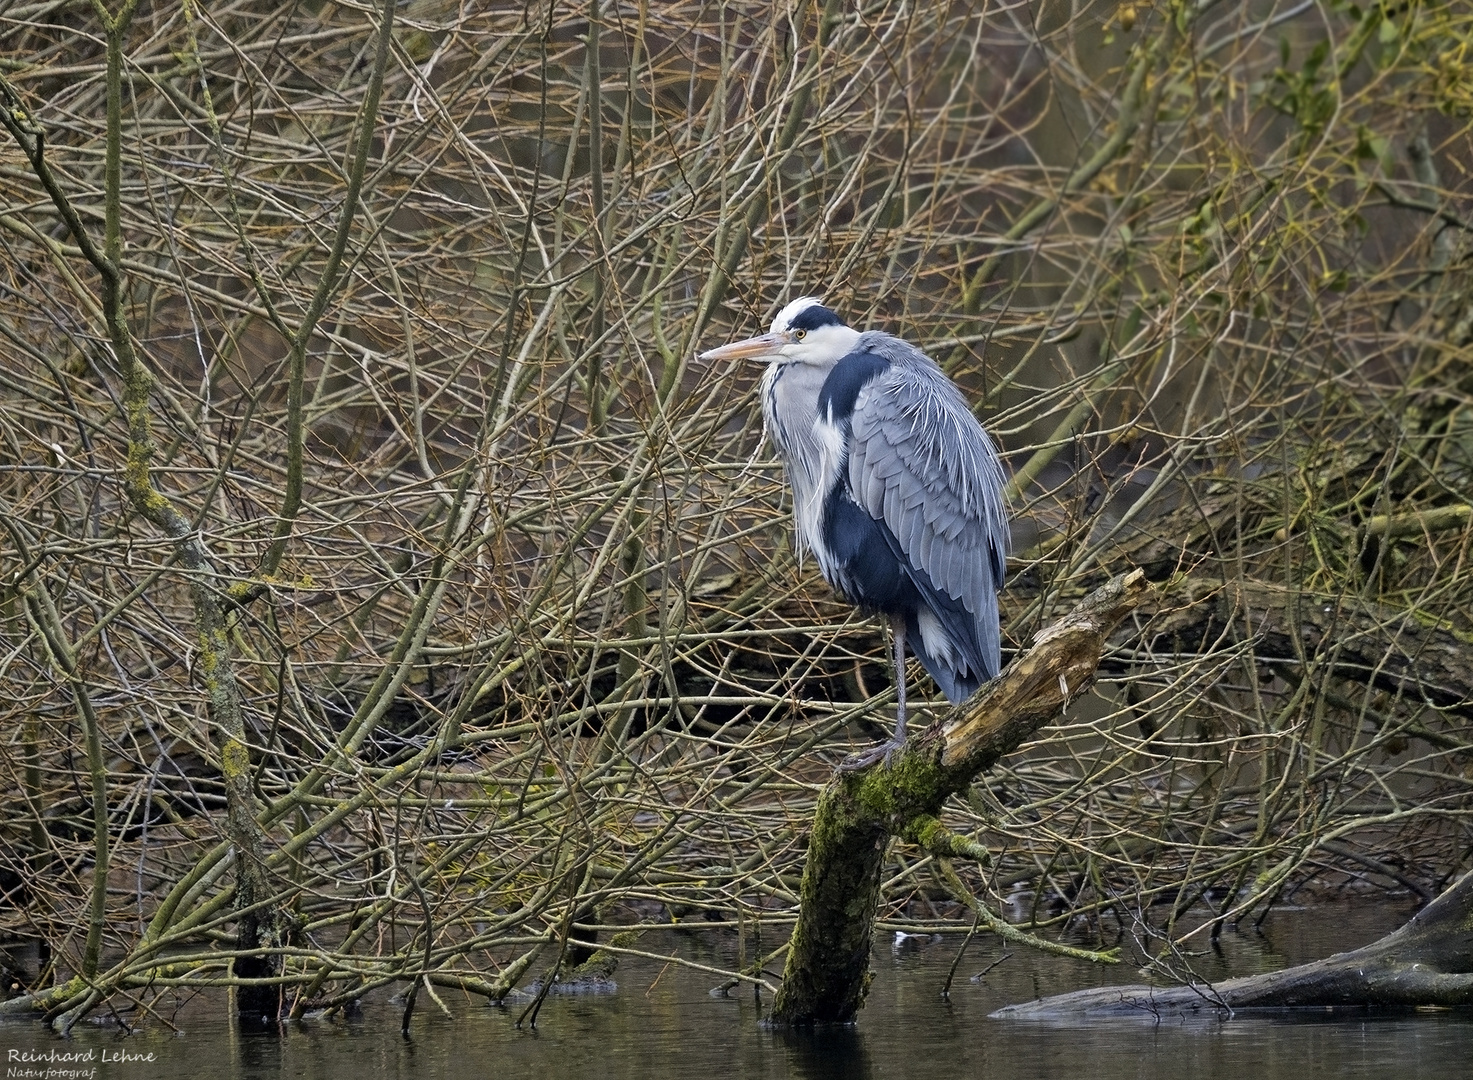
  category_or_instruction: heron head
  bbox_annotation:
[698,297,860,367]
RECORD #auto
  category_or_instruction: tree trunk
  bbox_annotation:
[994,869,1473,1017]
[769,570,1150,1026]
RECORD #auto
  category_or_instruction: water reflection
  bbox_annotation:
[236,1020,286,1076]
[2,905,1468,1080]
[774,1026,871,1080]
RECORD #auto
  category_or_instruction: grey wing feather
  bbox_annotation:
[847,341,1008,670]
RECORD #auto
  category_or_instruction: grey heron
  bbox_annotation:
[700,297,1008,767]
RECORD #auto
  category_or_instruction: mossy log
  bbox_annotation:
[993,868,1473,1017]
[769,569,1150,1026]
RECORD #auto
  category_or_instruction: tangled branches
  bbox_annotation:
[0,0,1470,1024]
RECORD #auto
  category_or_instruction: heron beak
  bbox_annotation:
[698,331,790,362]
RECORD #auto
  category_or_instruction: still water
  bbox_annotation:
[3,904,1468,1079]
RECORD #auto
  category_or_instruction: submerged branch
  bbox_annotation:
[995,869,1473,1017]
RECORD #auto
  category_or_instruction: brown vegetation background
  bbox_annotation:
[1,0,1471,1017]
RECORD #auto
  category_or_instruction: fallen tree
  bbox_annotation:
[993,867,1473,1018]
[770,569,1150,1025]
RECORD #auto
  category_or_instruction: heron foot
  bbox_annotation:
[838,737,907,772]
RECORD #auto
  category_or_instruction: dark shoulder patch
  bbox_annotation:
[787,304,845,332]
[817,350,890,422]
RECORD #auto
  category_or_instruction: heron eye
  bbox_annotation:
[794,329,806,340]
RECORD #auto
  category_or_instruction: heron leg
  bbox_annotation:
[891,613,907,744]
[840,615,910,771]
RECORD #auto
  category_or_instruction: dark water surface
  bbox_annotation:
[3,904,1469,1079]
